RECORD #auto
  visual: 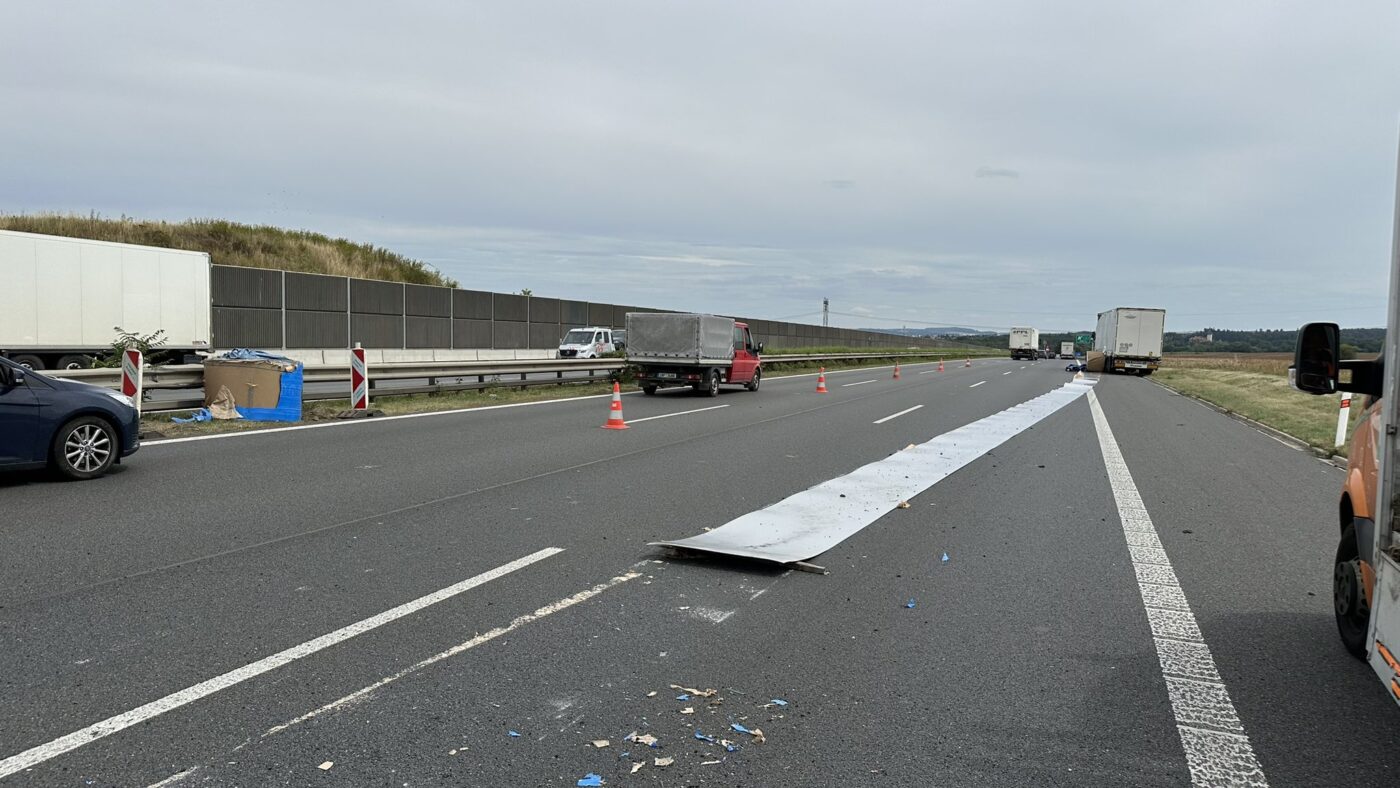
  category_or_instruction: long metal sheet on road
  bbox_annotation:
[653,378,1096,564]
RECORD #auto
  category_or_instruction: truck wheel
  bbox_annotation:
[10,354,45,370]
[56,355,93,370]
[1334,523,1370,659]
[705,369,720,397]
[746,368,761,392]
[642,385,658,395]
[50,416,118,480]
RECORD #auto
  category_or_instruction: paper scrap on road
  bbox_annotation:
[591,739,610,748]
[631,763,645,773]
[651,380,1095,564]
[654,757,674,767]
[317,761,333,771]
[680,707,694,714]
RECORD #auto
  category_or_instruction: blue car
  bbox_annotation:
[0,357,141,479]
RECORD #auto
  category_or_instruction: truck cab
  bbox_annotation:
[558,327,615,359]
[1289,141,1400,706]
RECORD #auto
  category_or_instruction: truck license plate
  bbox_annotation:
[656,372,677,379]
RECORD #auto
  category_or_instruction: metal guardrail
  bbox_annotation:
[44,351,982,412]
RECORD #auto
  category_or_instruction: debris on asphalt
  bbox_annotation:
[702,759,722,765]
[904,443,916,450]
[676,694,690,701]
[631,763,645,774]
[577,773,604,786]
[730,723,752,734]
[448,749,457,756]
[508,730,521,738]
[767,699,789,707]
[625,732,658,748]
[670,684,717,697]
[317,762,334,771]
[750,728,767,744]
[680,707,695,714]
[591,740,610,748]
[897,501,911,509]
[720,739,738,752]
[646,691,657,697]
[905,598,916,609]
[654,757,674,767]
[942,552,950,562]
[694,731,717,743]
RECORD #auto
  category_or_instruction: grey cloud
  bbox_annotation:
[975,166,1020,179]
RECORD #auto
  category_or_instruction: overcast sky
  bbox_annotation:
[4,2,1398,332]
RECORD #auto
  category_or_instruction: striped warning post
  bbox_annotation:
[120,348,143,416]
[350,344,368,410]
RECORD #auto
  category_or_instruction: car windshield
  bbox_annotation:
[562,330,596,344]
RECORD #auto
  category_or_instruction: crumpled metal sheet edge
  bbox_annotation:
[651,378,1097,565]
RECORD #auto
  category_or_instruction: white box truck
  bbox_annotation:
[0,230,211,369]
[1094,307,1165,375]
[1060,341,1076,359]
[1009,327,1039,360]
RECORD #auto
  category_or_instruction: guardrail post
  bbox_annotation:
[121,348,143,416]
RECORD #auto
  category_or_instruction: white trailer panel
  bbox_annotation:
[0,230,211,351]
[1095,308,1165,359]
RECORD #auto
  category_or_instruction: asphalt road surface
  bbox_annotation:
[2,359,1397,787]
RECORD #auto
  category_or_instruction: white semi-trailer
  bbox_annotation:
[1060,341,1076,359]
[0,230,211,369]
[1094,307,1165,375]
[1009,327,1039,360]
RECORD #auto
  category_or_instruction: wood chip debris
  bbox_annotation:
[751,728,766,744]
[623,732,658,747]
[680,707,694,715]
[317,762,334,771]
[591,740,610,748]
[701,760,722,765]
[654,757,674,767]
[646,691,657,697]
[631,763,644,774]
[669,684,717,697]
[897,501,911,509]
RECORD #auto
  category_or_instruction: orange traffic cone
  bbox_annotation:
[937,360,945,372]
[816,367,829,394]
[893,362,901,380]
[602,381,629,429]
[964,358,972,367]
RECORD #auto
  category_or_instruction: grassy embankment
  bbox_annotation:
[0,213,455,286]
[1154,354,1362,456]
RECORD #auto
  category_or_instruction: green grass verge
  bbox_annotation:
[1152,367,1360,456]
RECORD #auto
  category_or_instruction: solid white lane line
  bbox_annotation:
[873,405,924,424]
[145,767,199,788]
[0,547,565,780]
[1002,371,1014,375]
[969,381,986,388]
[264,567,641,738]
[626,404,729,424]
[1087,391,1268,787]
[842,379,878,387]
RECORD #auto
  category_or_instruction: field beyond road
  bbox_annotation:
[1155,353,1361,455]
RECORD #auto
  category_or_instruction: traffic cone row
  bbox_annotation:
[893,363,901,380]
[816,367,829,393]
[602,381,629,429]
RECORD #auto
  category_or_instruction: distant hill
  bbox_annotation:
[0,213,457,288]
[859,326,998,337]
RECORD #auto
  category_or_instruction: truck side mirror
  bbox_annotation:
[1292,322,1340,394]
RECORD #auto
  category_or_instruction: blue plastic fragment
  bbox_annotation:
[905,598,916,608]
[694,731,716,743]
[941,552,950,562]
[730,723,751,734]
[769,699,789,706]
[725,742,738,752]
[618,751,630,759]
[676,694,690,701]
[508,730,521,738]
[171,408,212,423]
[577,774,603,787]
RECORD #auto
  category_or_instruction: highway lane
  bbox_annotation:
[3,360,1396,785]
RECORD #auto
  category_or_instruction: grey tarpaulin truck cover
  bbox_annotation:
[624,313,736,365]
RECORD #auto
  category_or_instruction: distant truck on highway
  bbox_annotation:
[1060,341,1076,359]
[625,312,762,397]
[1288,145,1400,708]
[1009,327,1039,360]
[0,230,211,370]
[1094,307,1165,375]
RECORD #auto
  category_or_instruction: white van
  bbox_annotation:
[558,327,615,358]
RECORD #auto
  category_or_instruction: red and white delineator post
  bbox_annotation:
[1336,393,1353,447]
[120,348,143,416]
[350,343,369,411]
